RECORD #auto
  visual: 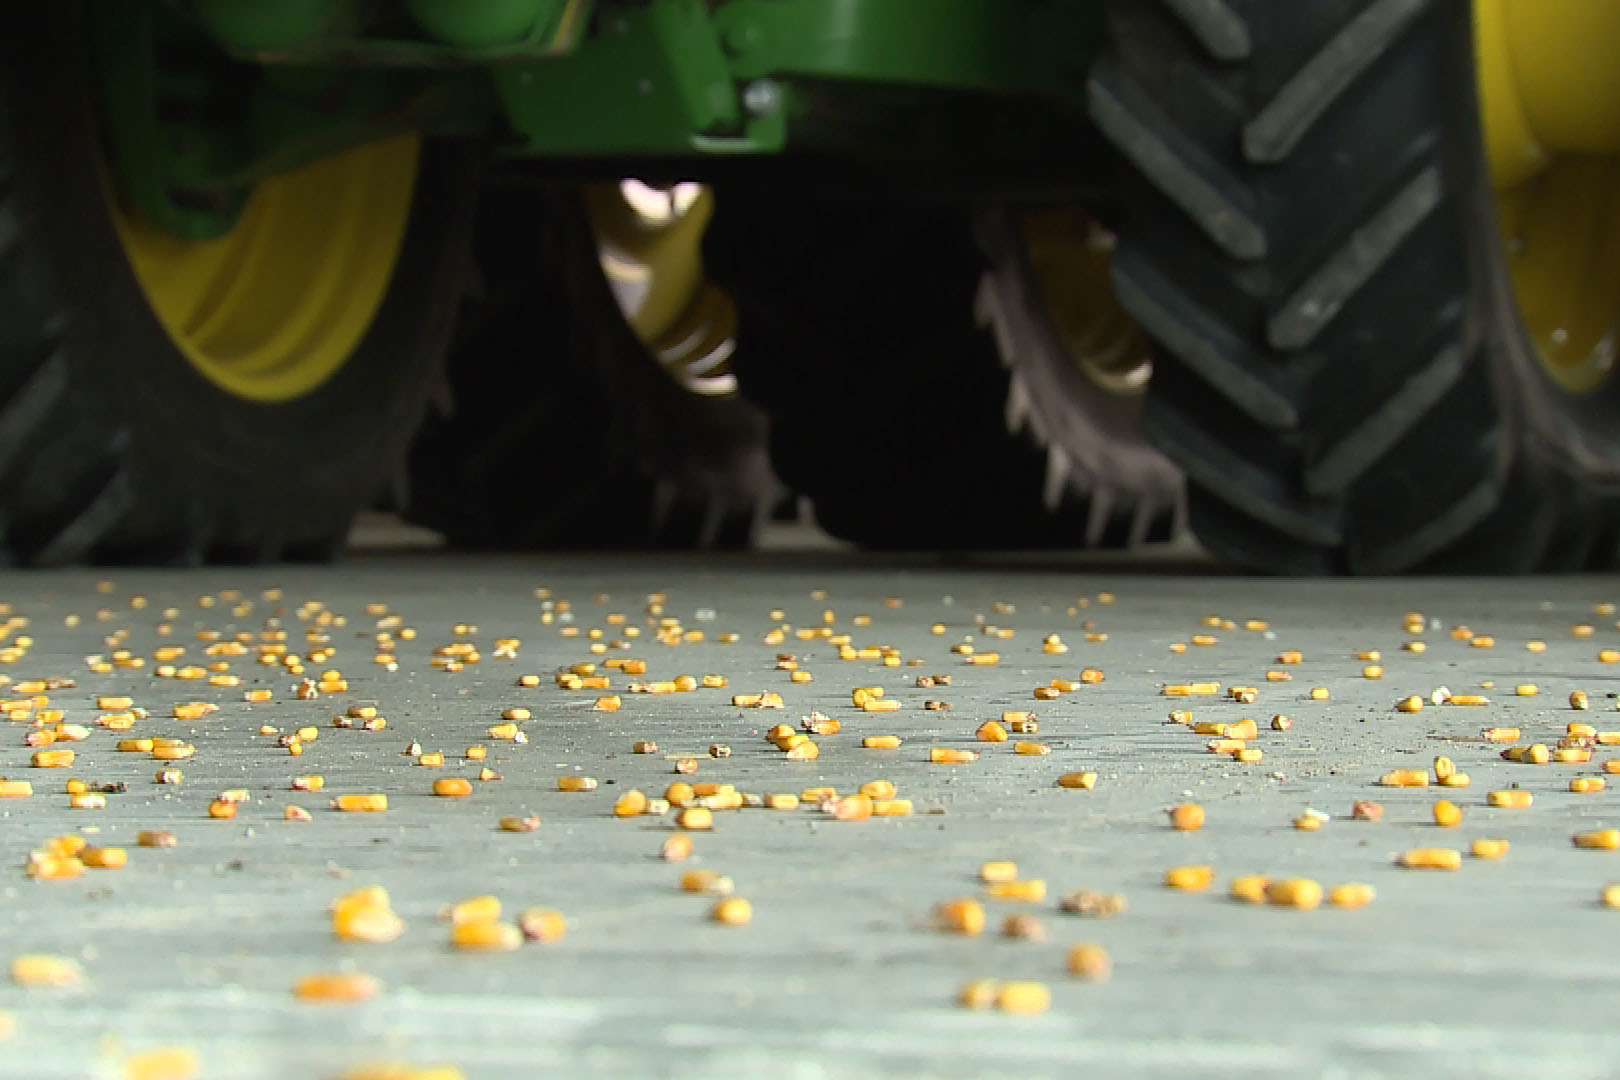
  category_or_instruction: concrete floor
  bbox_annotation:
[3,551,1620,1078]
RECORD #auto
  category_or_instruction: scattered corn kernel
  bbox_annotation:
[1164,866,1214,891]
[1328,883,1376,909]
[1168,803,1204,831]
[11,953,82,988]
[1432,800,1462,827]
[1574,828,1620,850]
[710,897,752,926]
[1065,943,1111,980]
[1265,878,1323,909]
[1398,848,1461,870]
[1488,790,1533,809]
[994,982,1050,1015]
[1471,838,1509,859]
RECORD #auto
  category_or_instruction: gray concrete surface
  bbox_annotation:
[3,553,1620,1079]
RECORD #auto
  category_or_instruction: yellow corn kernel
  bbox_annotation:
[1293,815,1322,832]
[1574,828,1620,850]
[994,982,1051,1015]
[934,898,985,935]
[1471,838,1509,859]
[1162,682,1220,697]
[31,749,73,768]
[1488,790,1533,809]
[1395,696,1424,713]
[556,776,597,793]
[0,780,31,798]
[122,1047,202,1080]
[10,953,83,988]
[1168,803,1204,831]
[958,978,999,1009]
[1308,687,1330,700]
[1605,759,1620,775]
[710,896,752,926]
[1164,865,1215,891]
[965,652,1000,666]
[80,847,126,870]
[1013,741,1050,757]
[1328,883,1376,909]
[612,789,647,818]
[860,698,899,713]
[987,879,1046,902]
[449,921,522,951]
[872,798,912,816]
[332,793,388,813]
[860,735,903,751]
[1271,715,1294,731]
[783,740,819,761]
[1448,695,1490,706]
[1265,878,1323,909]
[1482,727,1521,743]
[1379,769,1429,788]
[1433,756,1456,782]
[930,748,978,765]
[1432,800,1463,827]
[677,807,713,830]
[1065,943,1111,981]
[1398,848,1462,870]
[1602,884,1620,909]
[859,780,897,800]
[1229,874,1269,904]
[518,907,566,944]
[68,793,105,810]
[432,777,472,798]
[1056,771,1097,789]
[1440,772,1472,788]
[96,695,133,710]
[680,869,733,895]
[152,744,195,761]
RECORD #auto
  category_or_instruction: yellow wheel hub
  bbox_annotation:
[108,135,419,404]
[1475,0,1620,393]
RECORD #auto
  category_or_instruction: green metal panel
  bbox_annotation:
[494,0,751,155]
[711,0,1101,98]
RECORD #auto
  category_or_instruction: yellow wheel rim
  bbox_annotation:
[108,135,420,404]
[1475,0,1620,394]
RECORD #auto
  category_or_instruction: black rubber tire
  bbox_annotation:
[403,182,779,551]
[703,190,1183,551]
[0,8,479,567]
[1089,0,1620,573]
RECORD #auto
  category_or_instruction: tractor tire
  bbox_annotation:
[403,182,778,551]
[703,191,1183,551]
[1090,0,1620,573]
[0,8,479,566]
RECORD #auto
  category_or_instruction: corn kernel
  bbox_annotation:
[1398,848,1461,869]
[0,780,31,798]
[80,847,125,869]
[1470,838,1509,859]
[1448,695,1490,706]
[31,749,73,768]
[1574,828,1620,850]
[1013,741,1050,756]
[432,777,472,797]
[1432,800,1462,827]
[332,793,388,812]
[934,898,985,935]
[1328,883,1376,909]
[1482,727,1521,743]
[449,921,522,951]
[677,807,713,830]
[1440,772,1472,788]
[1168,803,1204,831]
[930,748,978,765]
[995,982,1051,1015]
[710,897,752,926]
[1056,771,1097,789]
[1265,878,1323,909]
[985,880,1045,903]
[1379,769,1429,788]
[518,907,566,943]
[1488,790,1533,809]
[1395,696,1424,713]
[10,953,82,988]
[1065,943,1111,980]
[1572,690,1591,711]
[557,776,597,793]
[1164,865,1214,891]
[1228,874,1269,904]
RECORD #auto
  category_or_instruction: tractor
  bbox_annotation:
[1,1,1612,573]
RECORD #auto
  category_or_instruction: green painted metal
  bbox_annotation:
[189,0,355,54]
[90,2,490,240]
[711,0,1102,98]
[406,0,558,48]
[92,0,1110,237]
[494,0,748,155]
[189,0,590,66]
